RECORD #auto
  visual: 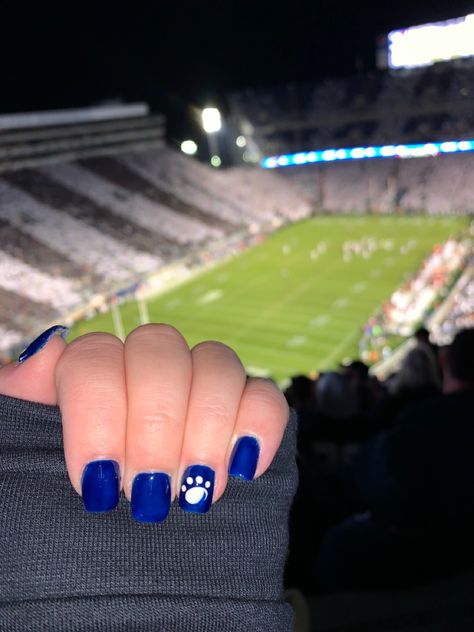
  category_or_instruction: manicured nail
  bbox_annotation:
[131,472,171,523]
[229,436,260,480]
[81,460,120,513]
[179,465,214,514]
[17,324,69,364]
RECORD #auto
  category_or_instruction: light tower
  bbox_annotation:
[201,107,222,166]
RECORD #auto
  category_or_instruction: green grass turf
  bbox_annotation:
[68,215,469,384]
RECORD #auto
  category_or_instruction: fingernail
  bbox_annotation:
[131,472,171,523]
[179,465,214,514]
[17,324,69,364]
[229,436,260,480]
[81,460,120,513]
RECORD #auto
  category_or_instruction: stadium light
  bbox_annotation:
[181,140,198,155]
[201,107,222,165]
[202,108,221,133]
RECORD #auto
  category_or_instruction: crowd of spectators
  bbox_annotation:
[0,178,162,283]
[119,147,312,225]
[231,60,474,155]
[432,270,474,345]
[41,162,219,247]
[281,152,474,215]
[284,326,474,595]
[381,238,468,335]
[360,236,471,361]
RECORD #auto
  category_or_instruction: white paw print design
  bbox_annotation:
[181,475,212,505]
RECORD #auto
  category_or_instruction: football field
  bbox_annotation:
[69,215,469,384]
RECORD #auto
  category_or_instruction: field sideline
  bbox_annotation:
[69,215,469,384]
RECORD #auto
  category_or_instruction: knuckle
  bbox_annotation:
[127,323,185,344]
[246,378,289,417]
[58,333,122,374]
[192,340,241,364]
[137,409,177,435]
[65,332,122,357]
[193,399,232,428]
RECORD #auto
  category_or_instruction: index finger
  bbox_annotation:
[56,332,126,512]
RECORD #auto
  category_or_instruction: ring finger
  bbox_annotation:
[177,341,247,514]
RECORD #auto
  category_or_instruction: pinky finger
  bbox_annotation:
[228,378,289,481]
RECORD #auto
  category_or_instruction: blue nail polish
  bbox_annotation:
[179,465,214,514]
[81,460,120,513]
[17,324,69,364]
[229,436,260,480]
[131,472,171,523]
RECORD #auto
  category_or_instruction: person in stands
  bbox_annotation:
[314,328,474,591]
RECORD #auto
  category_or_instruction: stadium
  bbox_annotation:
[1,5,474,632]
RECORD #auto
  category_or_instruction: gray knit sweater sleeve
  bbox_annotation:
[0,394,298,632]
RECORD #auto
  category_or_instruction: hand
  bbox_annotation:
[0,323,289,523]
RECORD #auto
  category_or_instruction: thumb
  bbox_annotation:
[0,325,69,405]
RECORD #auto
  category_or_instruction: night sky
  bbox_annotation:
[1,1,473,141]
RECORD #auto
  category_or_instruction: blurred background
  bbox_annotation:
[1,2,474,629]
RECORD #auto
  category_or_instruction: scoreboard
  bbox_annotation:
[388,14,474,70]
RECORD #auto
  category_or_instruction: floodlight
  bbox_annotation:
[181,140,198,155]
[202,108,222,133]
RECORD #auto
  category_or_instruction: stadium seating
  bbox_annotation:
[41,162,220,246]
[279,153,474,214]
[0,145,312,357]
[230,61,474,157]
[431,267,474,344]
[0,179,161,282]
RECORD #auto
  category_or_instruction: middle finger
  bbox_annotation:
[124,324,192,522]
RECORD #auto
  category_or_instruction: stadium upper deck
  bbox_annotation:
[230,61,474,156]
[0,104,165,173]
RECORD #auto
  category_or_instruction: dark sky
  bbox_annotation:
[1,1,473,140]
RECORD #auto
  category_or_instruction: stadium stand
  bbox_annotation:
[0,179,161,282]
[80,153,240,232]
[0,104,165,173]
[3,169,170,257]
[41,162,221,246]
[0,106,313,358]
[431,266,474,345]
[276,153,474,214]
[230,62,474,154]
